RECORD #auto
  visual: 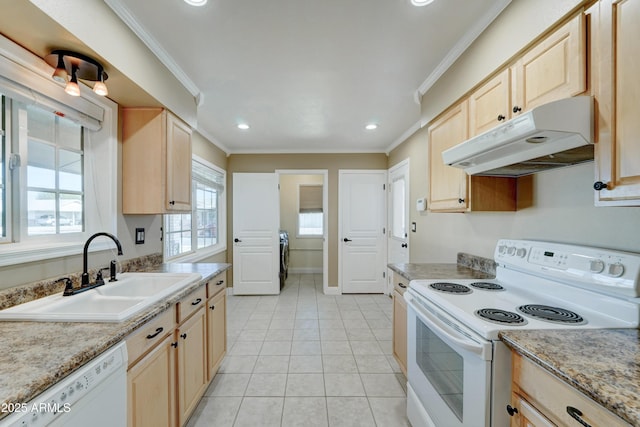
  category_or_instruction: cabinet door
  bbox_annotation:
[392,289,407,376]
[469,69,511,137]
[428,100,469,212]
[511,13,586,114]
[177,308,208,426]
[128,334,176,427]
[207,290,227,381]
[166,112,192,211]
[592,0,640,205]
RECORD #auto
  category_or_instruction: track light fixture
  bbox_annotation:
[45,50,109,97]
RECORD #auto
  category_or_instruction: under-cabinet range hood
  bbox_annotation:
[442,96,594,177]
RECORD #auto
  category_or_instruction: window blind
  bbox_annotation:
[299,185,323,213]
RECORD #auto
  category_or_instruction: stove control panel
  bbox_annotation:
[495,239,640,298]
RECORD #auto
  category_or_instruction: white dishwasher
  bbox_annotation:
[1,341,127,427]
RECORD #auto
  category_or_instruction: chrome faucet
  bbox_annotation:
[81,232,123,287]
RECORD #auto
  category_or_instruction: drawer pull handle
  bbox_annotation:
[398,283,407,289]
[191,298,202,306]
[180,333,187,339]
[566,406,592,427]
[146,327,164,339]
[216,280,224,286]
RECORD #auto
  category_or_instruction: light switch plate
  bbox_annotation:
[135,228,145,244]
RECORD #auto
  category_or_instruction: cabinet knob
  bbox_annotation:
[458,198,465,204]
[401,243,408,248]
[169,200,176,205]
[512,106,522,114]
[210,305,215,310]
[171,342,178,348]
[497,114,506,121]
[566,406,592,427]
[234,238,242,243]
[593,181,608,191]
[180,333,187,339]
[506,405,519,417]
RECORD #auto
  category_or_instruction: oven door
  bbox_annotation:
[405,290,493,427]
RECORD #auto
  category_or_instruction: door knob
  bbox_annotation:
[343,238,352,242]
[234,238,242,243]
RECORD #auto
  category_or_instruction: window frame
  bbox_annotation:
[163,155,226,262]
[297,183,324,238]
[0,35,118,267]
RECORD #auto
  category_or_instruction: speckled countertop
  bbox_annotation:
[0,262,230,420]
[500,329,640,426]
[388,252,496,281]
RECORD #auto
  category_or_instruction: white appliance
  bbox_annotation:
[404,239,640,427]
[442,96,594,177]
[1,342,127,427]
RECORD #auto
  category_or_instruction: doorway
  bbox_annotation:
[276,170,329,294]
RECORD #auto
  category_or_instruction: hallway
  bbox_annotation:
[188,273,409,427]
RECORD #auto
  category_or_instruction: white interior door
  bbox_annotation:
[233,173,280,295]
[339,170,387,294]
[388,159,410,267]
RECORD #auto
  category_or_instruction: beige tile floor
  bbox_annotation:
[187,273,409,427]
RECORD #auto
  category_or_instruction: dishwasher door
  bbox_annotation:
[1,342,127,427]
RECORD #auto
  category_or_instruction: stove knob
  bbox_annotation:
[507,246,516,256]
[589,259,605,274]
[516,248,527,258]
[608,263,625,277]
[498,245,507,254]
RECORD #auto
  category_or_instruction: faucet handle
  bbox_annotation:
[57,277,74,296]
[96,268,108,286]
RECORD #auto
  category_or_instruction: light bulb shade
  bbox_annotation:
[52,55,68,83]
[65,81,80,97]
[411,0,435,5]
[93,81,108,96]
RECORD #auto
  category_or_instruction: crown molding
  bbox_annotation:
[104,0,202,101]
[416,0,511,97]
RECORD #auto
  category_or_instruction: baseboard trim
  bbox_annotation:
[323,286,340,295]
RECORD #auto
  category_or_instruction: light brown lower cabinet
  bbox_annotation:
[177,307,208,427]
[392,273,408,376]
[128,333,176,427]
[509,352,631,427]
[126,275,227,427]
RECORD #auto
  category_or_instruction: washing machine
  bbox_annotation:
[279,230,289,288]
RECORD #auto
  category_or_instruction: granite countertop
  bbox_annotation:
[0,262,230,420]
[388,252,497,281]
[500,329,640,426]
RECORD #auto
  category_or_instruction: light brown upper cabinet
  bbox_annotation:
[469,69,511,137]
[590,0,640,206]
[429,101,518,213]
[511,13,587,115]
[122,108,192,214]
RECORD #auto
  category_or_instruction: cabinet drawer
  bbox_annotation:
[206,272,227,298]
[513,354,631,427]
[126,306,176,367]
[393,273,409,295]
[177,285,207,324]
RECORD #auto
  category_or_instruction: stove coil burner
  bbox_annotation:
[469,282,504,291]
[475,308,527,325]
[518,305,586,324]
[429,282,472,294]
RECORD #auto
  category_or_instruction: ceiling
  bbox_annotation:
[106,0,510,153]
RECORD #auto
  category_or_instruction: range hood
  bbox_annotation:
[442,96,594,177]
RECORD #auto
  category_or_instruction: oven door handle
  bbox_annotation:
[405,292,488,357]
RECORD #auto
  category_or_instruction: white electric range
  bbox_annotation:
[404,239,640,427]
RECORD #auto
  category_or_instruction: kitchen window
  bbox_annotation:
[0,34,117,266]
[164,156,226,260]
[298,184,323,237]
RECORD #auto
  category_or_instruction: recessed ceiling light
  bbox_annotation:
[411,0,435,6]
[184,0,207,6]
[237,123,250,130]
[365,124,378,130]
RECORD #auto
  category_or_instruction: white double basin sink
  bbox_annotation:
[0,272,203,323]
